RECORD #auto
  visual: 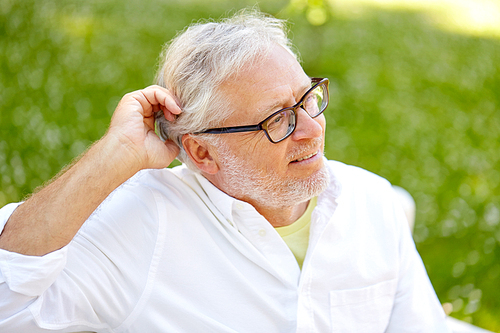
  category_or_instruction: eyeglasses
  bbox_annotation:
[195,77,329,143]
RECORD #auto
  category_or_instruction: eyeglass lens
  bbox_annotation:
[265,83,327,142]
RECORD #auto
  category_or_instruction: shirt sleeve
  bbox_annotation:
[385,189,452,333]
[0,202,71,331]
[0,202,68,297]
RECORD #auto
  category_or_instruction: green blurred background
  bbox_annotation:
[1,0,499,330]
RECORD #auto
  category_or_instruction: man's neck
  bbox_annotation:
[249,199,310,228]
[202,172,312,227]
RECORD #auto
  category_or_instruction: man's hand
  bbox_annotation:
[107,85,182,170]
[0,86,182,255]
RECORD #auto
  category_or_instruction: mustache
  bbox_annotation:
[287,138,324,161]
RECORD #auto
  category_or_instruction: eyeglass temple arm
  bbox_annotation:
[196,124,263,135]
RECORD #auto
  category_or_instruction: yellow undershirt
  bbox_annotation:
[275,197,317,269]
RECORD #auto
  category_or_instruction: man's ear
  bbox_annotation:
[182,134,219,175]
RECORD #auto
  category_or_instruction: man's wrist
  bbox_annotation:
[95,133,145,180]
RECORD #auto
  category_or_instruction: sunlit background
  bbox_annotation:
[1,0,499,330]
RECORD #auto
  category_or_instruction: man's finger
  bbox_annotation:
[141,86,182,118]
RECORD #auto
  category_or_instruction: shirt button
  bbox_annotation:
[258,229,266,237]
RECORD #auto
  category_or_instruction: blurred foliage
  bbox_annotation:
[1,0,499,330]
[283,0,330,26]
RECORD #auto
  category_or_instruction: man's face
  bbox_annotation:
[208,43,329,208]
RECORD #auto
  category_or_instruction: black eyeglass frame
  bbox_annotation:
[195,77,329,143]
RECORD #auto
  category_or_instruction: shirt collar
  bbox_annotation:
[322,157,342,199]
[307,158,342,222]
[193,171,241,227]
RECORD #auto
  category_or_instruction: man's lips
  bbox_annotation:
[287,138,324,163]
[291,150,319,163]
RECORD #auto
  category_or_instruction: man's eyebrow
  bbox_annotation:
[261,100,283,114]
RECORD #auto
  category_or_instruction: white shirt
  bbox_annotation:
[0,160,449,332]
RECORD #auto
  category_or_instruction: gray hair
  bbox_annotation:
[154,9,297,170]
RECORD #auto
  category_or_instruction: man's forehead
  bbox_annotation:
[257,77,312,111]
[220,45,310,121]
[220,75,312,125]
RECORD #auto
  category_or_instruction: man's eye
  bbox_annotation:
[267,112,287,130]
[305,94,318,107]
[273,114,284,123]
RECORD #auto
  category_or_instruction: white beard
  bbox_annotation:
[215,141,330,208]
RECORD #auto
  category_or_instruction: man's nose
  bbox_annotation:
[291,108,324,141]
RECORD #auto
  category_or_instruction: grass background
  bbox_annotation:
[1,0,499,330]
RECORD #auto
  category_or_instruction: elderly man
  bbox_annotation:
[0,11,448,332]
